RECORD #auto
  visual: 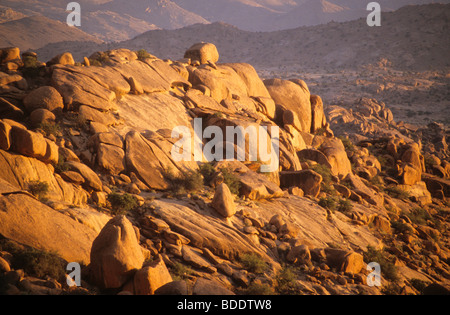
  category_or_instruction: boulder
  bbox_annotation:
[319,138,353,178]
[51,68,115,112]
[192,278,235,295]
[223,63,271,99]
[89,215,145,289]
[23,86,64,113]
[0,120,11,150]
[133,255,173,295]
[286,244,311,265]
[310,95,326,133]
[60,171,85,185]
[298,149,333,170]
[189,65,249,105]
[0,97,24,121]
[124,131,171,190]
[280,170,322,197]
[325,248,365,274]
[264,78,312,133]
[10,127,47,160]
[184,42,219,64]
[127,76,144,95]
[47,52,75,66]
[1,47,20,63]
[154,281,188,295]
[96,143,126,175]
[43,138,59,165]
[210,183,236,218]
[65,161,103,191]
[0,193,98,265]
[29,109,56,128]
[78,105,117,126]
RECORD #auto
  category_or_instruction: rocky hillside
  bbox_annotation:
[34,3,450,72]
[0,43,449,296]
[0,15,102,51]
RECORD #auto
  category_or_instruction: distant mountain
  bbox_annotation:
[1,0,449,41]
[0,15,102,52]
[0,0,207,42]
[96,0,209,30]
[0,6,27,23]
[32,3,450,72]
[43,3,445,72]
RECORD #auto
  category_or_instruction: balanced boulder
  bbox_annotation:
[89,215,145,289]
[184,42,219,64]
[23,86,64,113]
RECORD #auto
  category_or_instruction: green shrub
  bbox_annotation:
[199,162,216,185]
[0,239,67,282]
[391,220,415,234]
[338,136,355,152]
[164,168,204,195]
[23,55,38,68]
[318,196,337,211]
[169,262,193,281]
[219,167,241,195]
[89,51,110,66]
[385,186,410,200]
[38,122,61,138]
[240,282,275,295]
[338,198,353,213]
[54,155,70,173]
[240,253,268,274]
[363,246,399,283]
[275,266,302,295]
[107,192,138,215]
[311,164,333,185]
[136,49,153,60]
[404,208,432,226]
[27,180,49,201]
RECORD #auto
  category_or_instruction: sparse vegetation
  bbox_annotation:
[275,266,302,295]
[219,167,241,195]
[54,155,70,173]
[239,282,275,295]
[0,239,66,282]
[89,51,110,66]
[199,162,241,195]
[38,122,61,138]
[385,186,410,200]
[107,192,139,215]
[27,180,49,201]
[318,196,337,211]
[136,49,153,60]
[199,162,216,185]
[164,167,204,195]
[337,198,353,213]
[169,261,194,281]
[363,246,399,283]
[240,253,268,274]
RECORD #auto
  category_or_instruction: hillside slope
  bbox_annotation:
[0,15,102,51]
[105,4,450,71]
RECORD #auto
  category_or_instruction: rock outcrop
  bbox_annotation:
[0,43,448,296]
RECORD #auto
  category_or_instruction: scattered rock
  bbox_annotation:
[184,42,219,64]
[211,183,236,218]
[89,215,145,289]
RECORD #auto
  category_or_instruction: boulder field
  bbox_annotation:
[0,43,448,295]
